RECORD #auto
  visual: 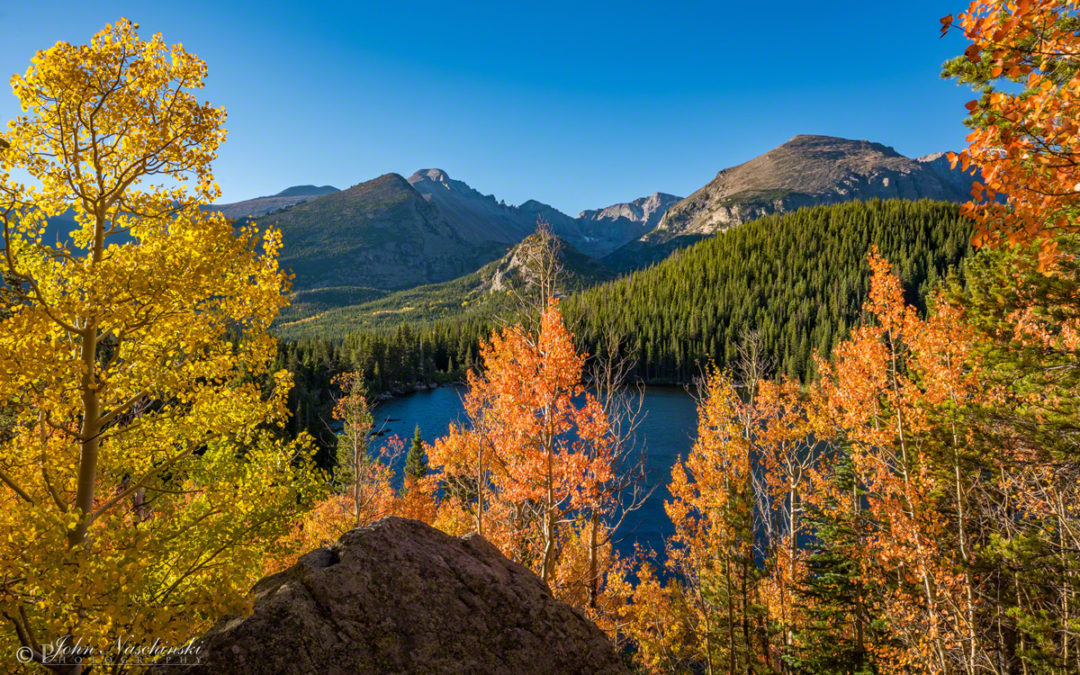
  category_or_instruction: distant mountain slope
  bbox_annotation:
[916,152,979,198]
[576,192,683,256]
[212,185,339,219]
[277,286,390,326]
[255,137,979,314]
[642,135,975,245]
[406,169,541,244]
[260,173,508,292]
[274,235,614,339]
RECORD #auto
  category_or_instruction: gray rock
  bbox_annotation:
[576,192,683,256]
[172,517,627,674]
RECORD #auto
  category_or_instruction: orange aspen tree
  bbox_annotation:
[943,0,1080,253]
[267,431,406,575]
[942,3,1080,667]
[428,300,615,590]
[754,377,816,661]
[814,250,978,672]
[658,367,757,674]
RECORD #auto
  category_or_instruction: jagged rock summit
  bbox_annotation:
[174,517,627,674]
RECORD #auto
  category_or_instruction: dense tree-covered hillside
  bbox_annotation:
[275,318,493,466]
[564,199,972,382]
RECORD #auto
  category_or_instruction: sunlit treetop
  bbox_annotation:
[5,18,226,242]
[942,0,1080,254]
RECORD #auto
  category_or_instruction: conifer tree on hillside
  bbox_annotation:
[405,425,429,484]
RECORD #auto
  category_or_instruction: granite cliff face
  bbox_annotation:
[173,518,627,674]
[645,135,974,243]
[576,192,683,256]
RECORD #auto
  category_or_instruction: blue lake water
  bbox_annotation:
[371,385,699,558]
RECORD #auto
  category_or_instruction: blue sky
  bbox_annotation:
[1,1,973,214]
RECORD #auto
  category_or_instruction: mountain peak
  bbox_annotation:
[778,134,902,158]
[518,199,553,211]
[408,168,452,185]
[356,172,412,190]
[649,134,977,243]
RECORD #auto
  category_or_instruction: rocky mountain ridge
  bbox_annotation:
[406,168,677,257]
[242,135,977,312]
[644,135,974,244]
[258,168,674,292]
[263,173,503,291]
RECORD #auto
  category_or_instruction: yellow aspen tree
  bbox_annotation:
[0,20,319,670]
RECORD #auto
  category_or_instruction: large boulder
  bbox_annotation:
[175,517,627,674]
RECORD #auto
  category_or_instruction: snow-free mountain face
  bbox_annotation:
[256,137,976,303]
[252,168,680,298]
[645,135,976,243]
[274,233,617,338]
[405,168,544,245]
[211,185,339,219]
[256,173,507,291]
[577,192,683,255]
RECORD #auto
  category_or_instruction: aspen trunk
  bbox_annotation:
[69,210,106,547]
[587,509,599,609]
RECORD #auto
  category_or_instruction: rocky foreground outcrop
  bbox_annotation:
[175,517,627,674]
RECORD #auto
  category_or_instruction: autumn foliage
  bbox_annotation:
[0,19,320,668]
[427,300,627,617]
[267,1,1080,670]
[943,0,1080,252]
[2,4,1079,673]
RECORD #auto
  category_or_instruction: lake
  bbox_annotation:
[371,385,700,558]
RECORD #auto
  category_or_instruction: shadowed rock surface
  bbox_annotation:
[174,517,627,674]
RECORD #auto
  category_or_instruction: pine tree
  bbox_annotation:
[405,425,429,484]
[793,450,884,674]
